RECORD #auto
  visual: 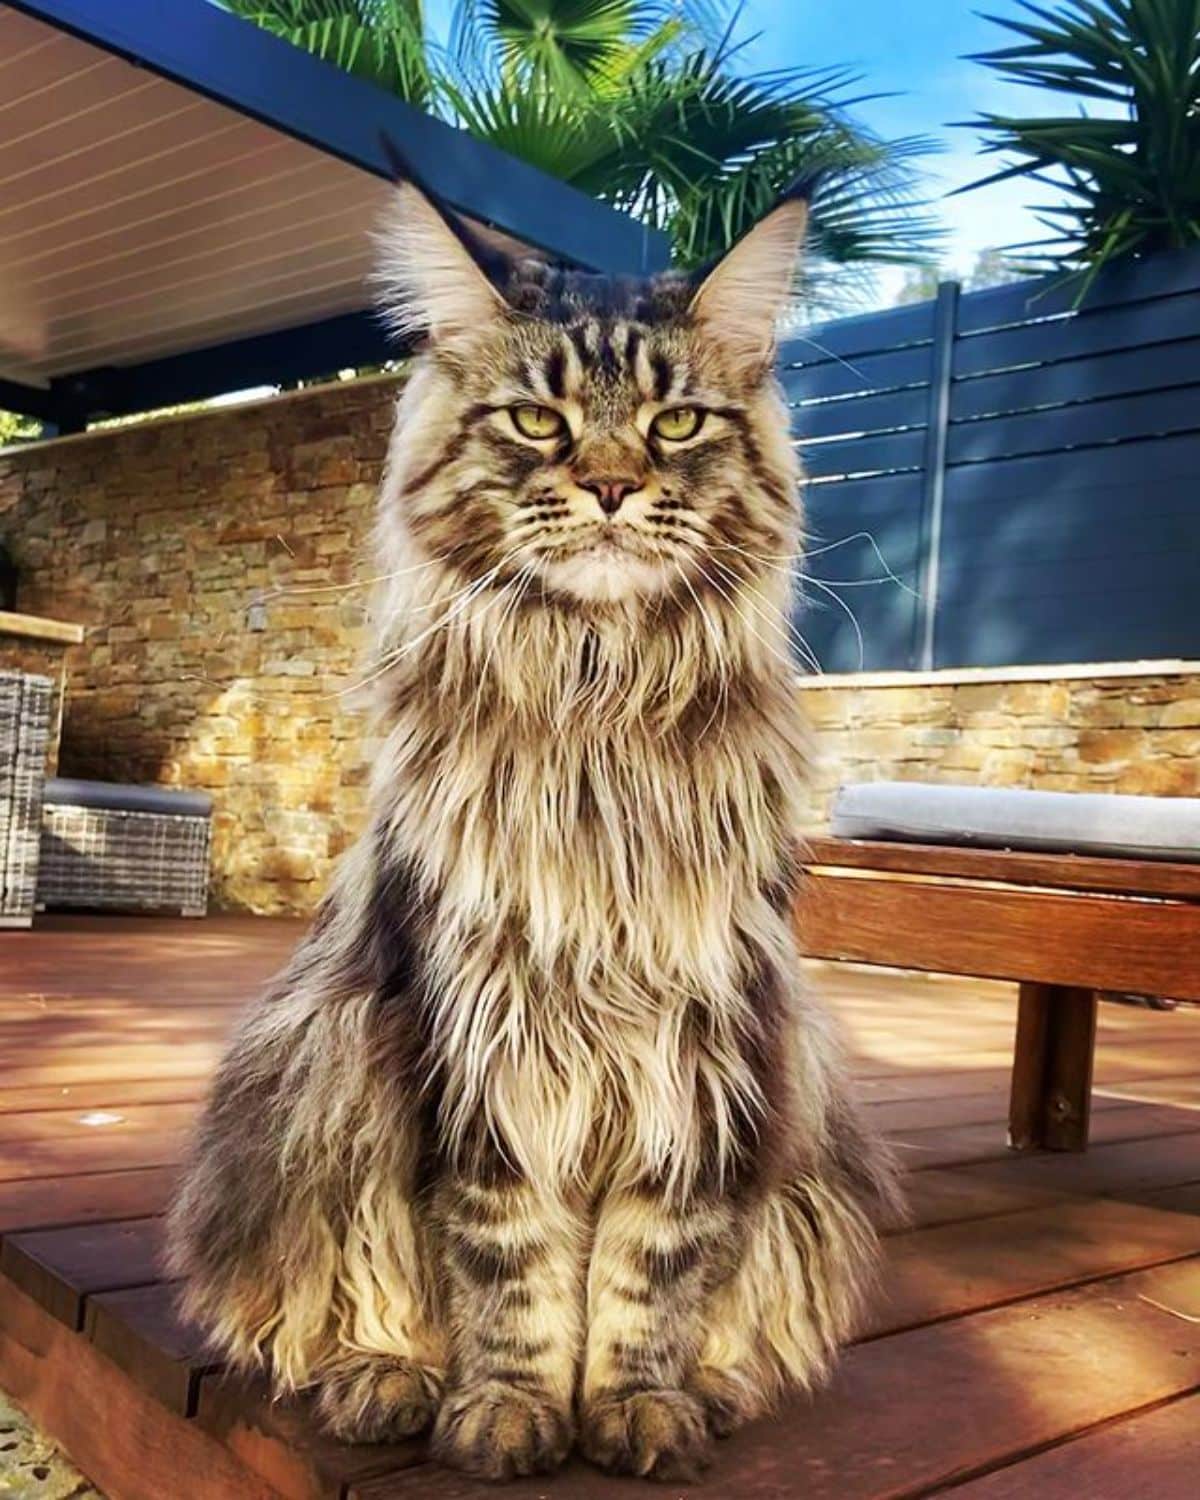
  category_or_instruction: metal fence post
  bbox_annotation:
[912,280,959,671]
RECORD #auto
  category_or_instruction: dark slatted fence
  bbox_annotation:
[780,247,1200,673]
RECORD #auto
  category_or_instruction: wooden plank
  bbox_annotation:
[950,337,1200,422]
[795,872,1200,1000]
[351,1262,1200,1499]
[901,1168,1063,1230]
[799,428,926,479]
[779,343,931,401]
[791,386,927,440]
[869,1197,1200,1338]
[85,1281,213,1416]
[0,1123,188,1182]
[892,1104,1200,1172]
[948,1133,1200,1203]
[0,1099,200,1143]
[778,300,935,363]
[956,247,1200,332]
[0,1165,177,1235]
[801,836,1200,902]
[953,292,1200,375]
[943,427,1200,504]
[195,1373,425,1500]
[0,609,84,645]
[948,385,1200,466]
[866,1084,1136,1135]
[0,1273,276,1500]
[0,1075,211,1116]
[0,1216,166,1329]
[945,1390,1200,1499]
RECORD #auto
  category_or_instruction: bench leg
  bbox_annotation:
[1008,982,1098,1152]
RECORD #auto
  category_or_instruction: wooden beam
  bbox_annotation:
[802,836,1200,902]
[795,871,1200,1000]
[0,1273,277,1500]
[1009,984,1099,1152]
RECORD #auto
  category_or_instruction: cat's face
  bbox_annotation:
[378,183,808,607]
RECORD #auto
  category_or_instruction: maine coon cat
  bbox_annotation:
[167,167,901,1483]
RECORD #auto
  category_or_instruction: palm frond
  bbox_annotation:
[959,0,1200,277]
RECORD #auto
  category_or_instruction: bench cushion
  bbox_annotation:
[43,778,212,818]
[830,781,1200,863]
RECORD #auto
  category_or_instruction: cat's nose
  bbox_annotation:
[579,477,640,515]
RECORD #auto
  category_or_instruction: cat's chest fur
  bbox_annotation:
[393,709,785,982]
[385,702,796,1191]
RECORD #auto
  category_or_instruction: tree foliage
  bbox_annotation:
[220,1,941,301]
[962,0,1200,284]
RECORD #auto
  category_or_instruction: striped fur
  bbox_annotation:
[168,185,902,1482]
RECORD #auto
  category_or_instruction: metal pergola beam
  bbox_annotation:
[1,1,671,428]
[0,378,61,426]
[9,0,667,276]
[43,313,404,430]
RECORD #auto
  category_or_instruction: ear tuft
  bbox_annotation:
[373,179,508,344]
[688,189,812,371]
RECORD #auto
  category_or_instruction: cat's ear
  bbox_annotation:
[688,179,815,371]
[374,138,513,343]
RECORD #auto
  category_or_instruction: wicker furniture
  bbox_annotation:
[0,669,53,927]
[38,779,213,917]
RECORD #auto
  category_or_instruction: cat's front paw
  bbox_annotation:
[315,1356,441,1443]
[580,1387,711,1482]
[432,1379,572,1481]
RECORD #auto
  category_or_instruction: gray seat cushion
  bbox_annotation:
[43,777,212,818]
[829,781,1200,863]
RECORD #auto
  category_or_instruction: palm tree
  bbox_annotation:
[220,2,436,105]
[962,0,1200,284]
[220,1,940,301]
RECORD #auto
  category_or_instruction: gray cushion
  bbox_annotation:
[43,777,212,818]
[829,781,1200,863]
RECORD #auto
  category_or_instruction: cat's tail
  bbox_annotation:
[690,1098,903,1426]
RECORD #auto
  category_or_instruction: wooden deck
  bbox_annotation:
[1,915,1199,1499]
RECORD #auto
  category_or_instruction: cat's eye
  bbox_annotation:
[651,406,704,442]
[511,404,566,440]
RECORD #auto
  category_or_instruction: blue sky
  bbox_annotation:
[735,1,1060,285]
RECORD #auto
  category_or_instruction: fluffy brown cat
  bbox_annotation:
[167,169,901,1483]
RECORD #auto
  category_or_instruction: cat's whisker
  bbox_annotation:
[672,564,731,742]
[692,558,818,679]
[802,576,866,672]
[716,530,920,601]
[702,551,824,677]
[330,556,515,698]
[469,562,537,746]
[256,555,443,604]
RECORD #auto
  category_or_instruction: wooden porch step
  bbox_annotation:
[0,1215,166,1328]
[4,1187,1200,1498]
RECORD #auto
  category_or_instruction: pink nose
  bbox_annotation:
[580,478,640,515]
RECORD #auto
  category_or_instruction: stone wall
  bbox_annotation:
[796,667,1200,829]
[0,377,401,913]
[2,377,1197,914]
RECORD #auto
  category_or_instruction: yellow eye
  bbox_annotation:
[511,404,566,440]
[651,406,704,442]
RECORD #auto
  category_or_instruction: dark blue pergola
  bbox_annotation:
[0,0,669,431]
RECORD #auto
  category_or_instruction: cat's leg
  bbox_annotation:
[579,1186,736,1481]
[430,1175,585,1481]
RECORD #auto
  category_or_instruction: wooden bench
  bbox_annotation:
[796,837,1200,1153]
